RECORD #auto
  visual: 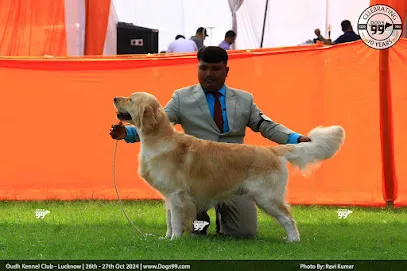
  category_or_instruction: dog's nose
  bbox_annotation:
[114,97,118,103]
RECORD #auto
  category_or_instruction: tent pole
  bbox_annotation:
[260,0,270,48]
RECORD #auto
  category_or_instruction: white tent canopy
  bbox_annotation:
[64,0,371,55]
[113,0,370,52]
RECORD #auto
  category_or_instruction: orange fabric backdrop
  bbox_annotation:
[390,39,407,207]
[0,0,67,56]
[1,42,396,206]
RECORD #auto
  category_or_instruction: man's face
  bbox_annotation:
[197,33,206,41]
[226,36,236,44]
[198,61,229,92]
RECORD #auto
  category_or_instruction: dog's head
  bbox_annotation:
[113,92,161,134]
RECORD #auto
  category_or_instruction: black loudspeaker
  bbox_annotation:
[117,22,159,55]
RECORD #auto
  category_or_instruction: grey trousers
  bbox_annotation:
[196,195,258,238]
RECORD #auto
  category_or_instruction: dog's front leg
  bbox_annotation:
[170,206,183,240]
[165,205,172,239]
[168,191,196,240]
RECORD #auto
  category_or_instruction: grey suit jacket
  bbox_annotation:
[132,84,294,144]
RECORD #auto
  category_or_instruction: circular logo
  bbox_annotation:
[357,4,403,50]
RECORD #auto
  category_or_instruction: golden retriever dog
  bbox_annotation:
[113,92,345,242]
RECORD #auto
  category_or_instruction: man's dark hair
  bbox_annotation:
[175,34,185,40]
[197,46,228,64]
[196,27,208,37]
[341,20,352,31]
[225,30,237,38]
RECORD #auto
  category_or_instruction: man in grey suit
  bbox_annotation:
[110,46,311,238]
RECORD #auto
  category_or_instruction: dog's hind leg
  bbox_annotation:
[255,195,300,242]
[168,190,196,240]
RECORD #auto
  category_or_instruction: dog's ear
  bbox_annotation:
[133,104,143,128]
[138,105,158,134]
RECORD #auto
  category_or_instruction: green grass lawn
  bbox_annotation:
[0,200,406,260]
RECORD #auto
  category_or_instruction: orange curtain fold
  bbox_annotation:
[378,48,397,203]
[0,0,67,56]
[85,0,111,55]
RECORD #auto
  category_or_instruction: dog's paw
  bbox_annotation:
[285,236,300,243]
[159,236,169,240]
[170,235,182,240]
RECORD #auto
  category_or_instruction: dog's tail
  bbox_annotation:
[276,126,345,172]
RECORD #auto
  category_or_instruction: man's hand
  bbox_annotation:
[109,122,127,140]
[298,136,311,143]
